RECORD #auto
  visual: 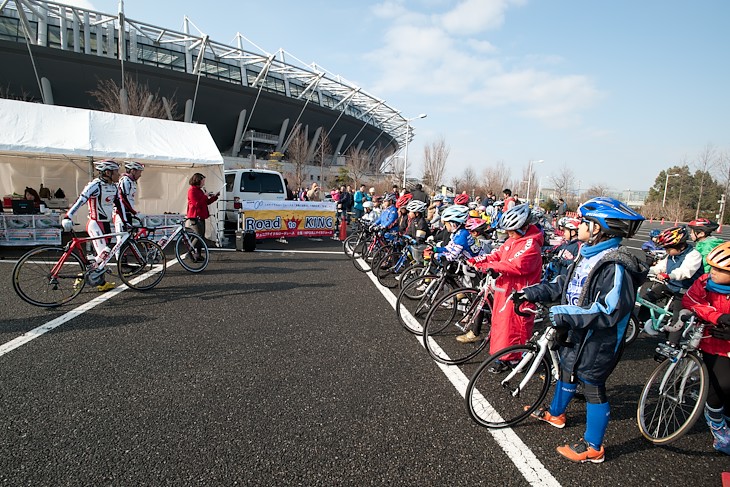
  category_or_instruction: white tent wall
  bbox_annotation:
[0,99,225,243]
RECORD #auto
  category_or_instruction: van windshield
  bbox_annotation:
[240,172,284,194]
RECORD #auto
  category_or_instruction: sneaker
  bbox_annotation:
[529,407,566,429]
[456,330,480,343]
[488,360,512,374]
[96,281,116,292]
[556,440,605,464]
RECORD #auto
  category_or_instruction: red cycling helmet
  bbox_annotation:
[454,193,470,205]
[656,226,689,248]
[396,193,413,209]
[687,218,719,234]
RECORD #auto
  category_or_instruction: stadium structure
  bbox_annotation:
[0,0,412,187]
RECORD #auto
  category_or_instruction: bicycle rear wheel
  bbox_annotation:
[118,238,166,290]
[396,275,454,335]
[12,246,86,307]
[175,231,209,273]
[423,288,490,365]
[466,344,552,428]
[637,353,708,445]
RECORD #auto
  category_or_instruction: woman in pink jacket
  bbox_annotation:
[464,203,543,373]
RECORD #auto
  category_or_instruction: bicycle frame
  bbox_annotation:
[635,293,674,331]
[135,219,187,251]
[51,228,133,278]
[657,317,705,400]
[503,328,560,397]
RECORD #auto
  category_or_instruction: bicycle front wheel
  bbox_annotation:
[637,353,708,445]
[13,246,86,307]
[466,344,552,428]
[118,238,166,290]
[423,288,490,365]
[396,275,453,335]
[175,231,209,273]
[376,249,408,289]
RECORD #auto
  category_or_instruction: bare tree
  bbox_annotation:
[88,74,178,119]
[422,137,450,191]
[462,166,478,197]
[0,84,39,102]
[345,147,371,186]
[694,143,718,219]
[550,165,575,200]
[313,128,333,186]
[580,184,610,201]
[481,160,511,195]
[450,175,465,193]
[285,125,309,190]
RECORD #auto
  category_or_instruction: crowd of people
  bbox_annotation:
[347,183,730,464]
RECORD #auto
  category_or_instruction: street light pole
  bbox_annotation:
[525,159,543,206]
[403,113,427,188]
[662,173,679,207]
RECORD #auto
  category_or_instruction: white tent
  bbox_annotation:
[0,99,225,242]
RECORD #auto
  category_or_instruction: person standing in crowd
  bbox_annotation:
[62,160,125,292]
[341,185,354,223]
[411,183,429,206]
[682,241,730,456]
[114,161,144,234]
[503,188,516,210]
[353,184,366,221]
[307,182,321,201]
[186,173,219,254]
[367,187,376,202]
[516,197,646,464]
[557,198,568,217]
[483,191,496,207]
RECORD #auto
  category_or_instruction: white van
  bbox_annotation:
[224,169,287,222]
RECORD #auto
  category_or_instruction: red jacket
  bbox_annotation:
[469,224,544,355]
[681,274,730,357]
[186,185,218,220]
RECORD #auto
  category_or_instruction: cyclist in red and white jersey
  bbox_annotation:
[62,160,126,291]
[114,161,144,234]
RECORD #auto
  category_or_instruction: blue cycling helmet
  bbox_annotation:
[579,197,644,238]
[649,229,661,238]
[440,204,469,224]
[432,194,445,202]
[443,196,453,205]
[384,193,397,203]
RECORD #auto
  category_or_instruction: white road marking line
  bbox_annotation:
[255,249,343,255]
[1,261,175,358]
[359,259,561,487]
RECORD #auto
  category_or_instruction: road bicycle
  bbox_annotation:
[12,223,166,307]
[135,217,209,272]
[637,312,709,445]
[421,271,497,365]
[464,301,558,428]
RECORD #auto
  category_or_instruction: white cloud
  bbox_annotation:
[366,0,602,127]
[440,0,513,35]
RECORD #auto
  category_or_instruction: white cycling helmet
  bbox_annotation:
[94,160,120,172]
[363,201,373,209]
[499,203,532,231]
[124,160,144,171]
[440,204,469,224]
[406,200,428,214]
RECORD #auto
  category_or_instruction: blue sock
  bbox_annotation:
[585,402,610,449]
[549,380,576,416]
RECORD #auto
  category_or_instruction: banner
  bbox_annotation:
[240,200,337,239]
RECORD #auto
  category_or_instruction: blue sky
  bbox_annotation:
[70,0,729,193]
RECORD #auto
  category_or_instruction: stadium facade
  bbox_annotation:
[0,0,410,186]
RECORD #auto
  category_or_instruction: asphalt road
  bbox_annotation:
[0,222,728,486]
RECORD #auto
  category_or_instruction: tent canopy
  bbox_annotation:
[0,99,225,241]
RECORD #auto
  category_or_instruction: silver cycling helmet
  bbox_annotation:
[499,203,532,231]
[406,200,428,214]
[94,160,120,172]
[440,204,469,224]
[124,160,145,171]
